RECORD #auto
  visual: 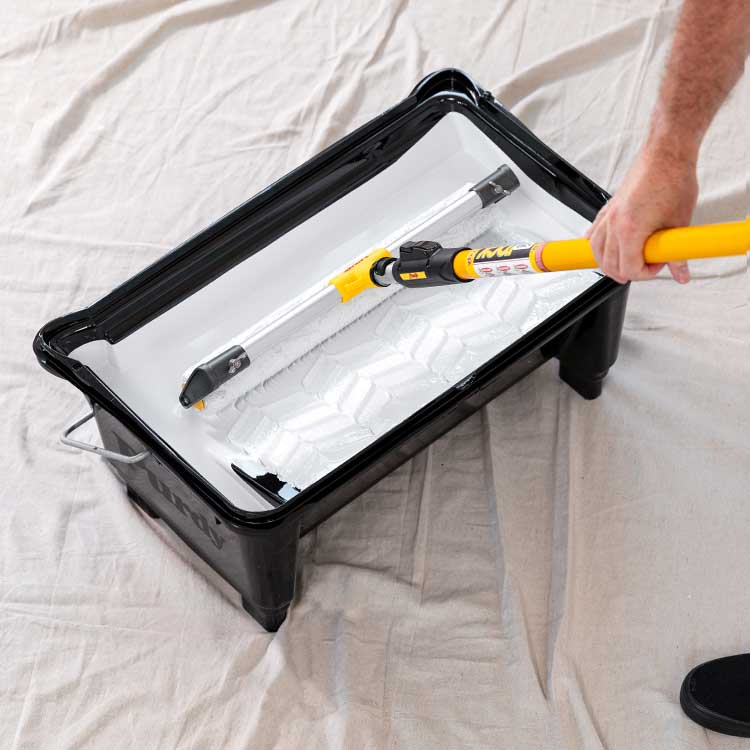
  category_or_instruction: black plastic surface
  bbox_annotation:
[393,240,469,287]
[180,344,248,408]
[34,69,628,629]
[471,163,521,207]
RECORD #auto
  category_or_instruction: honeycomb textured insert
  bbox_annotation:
[221,264,597,491]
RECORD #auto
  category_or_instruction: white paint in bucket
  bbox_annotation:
[225,220,595,490]
[71,113,601,511]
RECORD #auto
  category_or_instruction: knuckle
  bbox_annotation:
[617,216,638,238]
[622,258,642,276]
[589,236,605,259]
[601,259,618,276]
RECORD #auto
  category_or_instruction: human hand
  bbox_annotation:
[587,140,699,284]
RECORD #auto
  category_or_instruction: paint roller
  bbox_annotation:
[179,165,521,410]
[180,163,750,409]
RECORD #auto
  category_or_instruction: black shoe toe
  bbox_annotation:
[681,654,750,737]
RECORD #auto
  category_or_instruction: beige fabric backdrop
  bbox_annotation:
[2,1,749,747]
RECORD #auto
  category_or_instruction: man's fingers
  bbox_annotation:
[588,218,608,271]
[600,230,628,284]
[585,201,610,240]
[580,201,683,284]
[587,212,630,283]
[589,203,630,283]
[642,263,665,280]
[619,229,651,280]
[668,261,690,284]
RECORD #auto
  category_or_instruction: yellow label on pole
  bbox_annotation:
[474,246,514,260]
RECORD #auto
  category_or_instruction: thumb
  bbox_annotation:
[668,261,690,284]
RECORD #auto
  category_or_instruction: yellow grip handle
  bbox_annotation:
[541,218,750,272]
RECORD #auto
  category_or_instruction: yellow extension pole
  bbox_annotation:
[540,218,750,272]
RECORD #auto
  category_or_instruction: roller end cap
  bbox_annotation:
[178,345,250,409]
[179,372,212,409]
[472,164,520,207]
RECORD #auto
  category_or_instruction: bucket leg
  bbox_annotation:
[555,284,629,399]
[241,597,291,632]
[238,520,300,632]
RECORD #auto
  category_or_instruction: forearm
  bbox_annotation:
[647,0,750,162]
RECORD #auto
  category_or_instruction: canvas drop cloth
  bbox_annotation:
[1,1,749,748]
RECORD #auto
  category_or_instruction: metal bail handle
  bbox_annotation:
[60,411,150,464]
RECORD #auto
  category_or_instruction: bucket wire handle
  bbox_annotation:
[60,411,150,464]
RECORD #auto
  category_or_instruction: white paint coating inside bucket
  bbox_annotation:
[72,112,601,512]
